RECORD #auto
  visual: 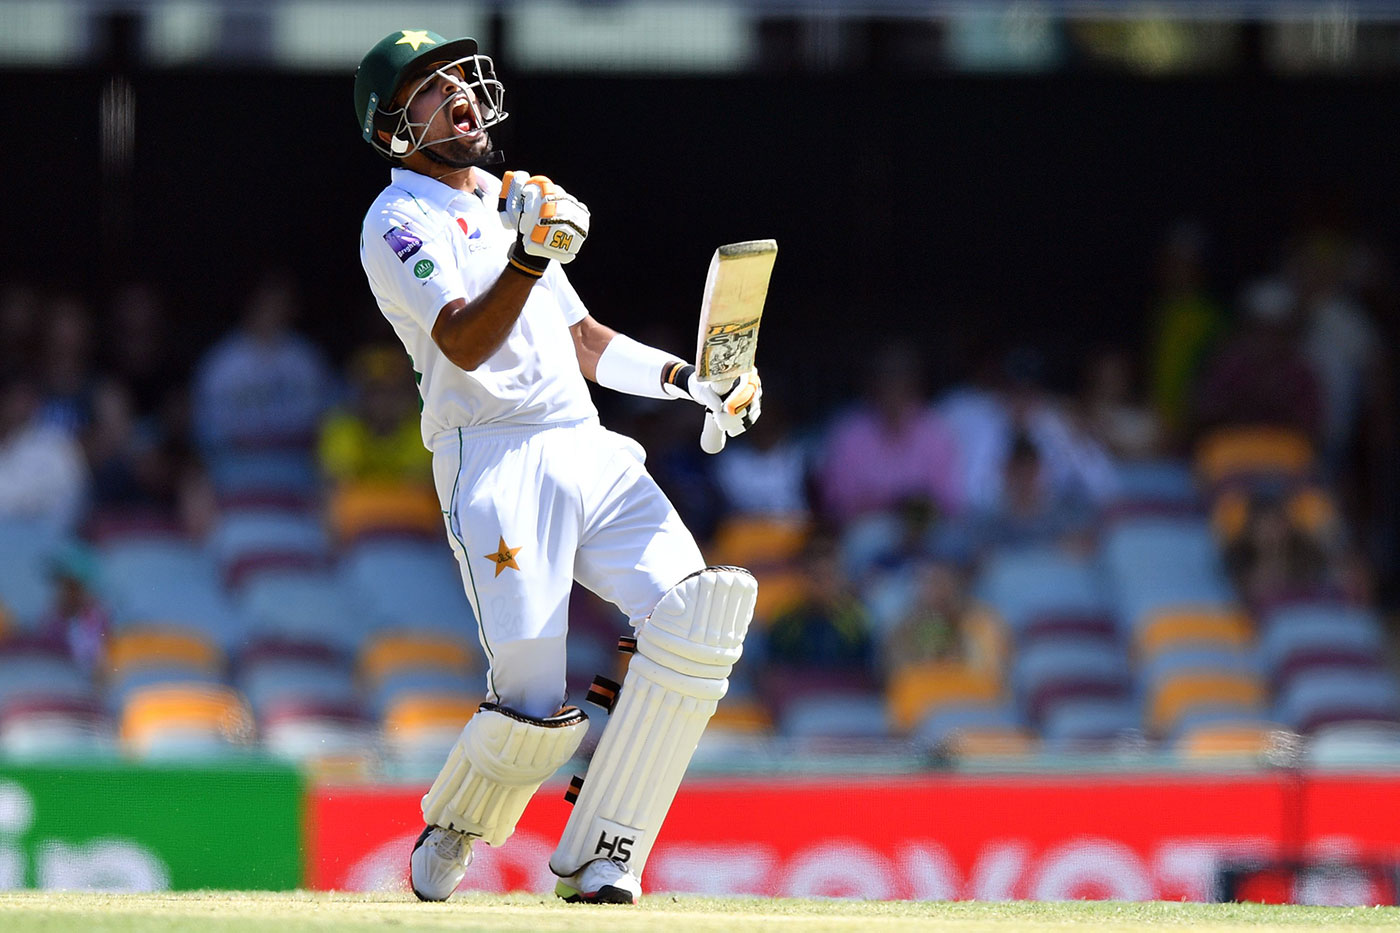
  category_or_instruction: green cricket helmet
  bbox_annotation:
[354,29,508,164]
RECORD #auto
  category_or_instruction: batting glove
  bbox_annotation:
[660,363,762,437]
[498,171,589,277]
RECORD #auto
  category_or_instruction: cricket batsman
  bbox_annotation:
[353,30,763,904]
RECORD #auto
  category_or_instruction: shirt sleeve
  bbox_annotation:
[361,208,467,333]
[545,262,590,327]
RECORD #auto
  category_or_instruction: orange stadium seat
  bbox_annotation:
[106,626,224,681]
[328,481,444,544]
[1176,722,1287,762]
[120,683,255,753]
[708,697,773,734]
[1195,426,1314,487]
[382,691,477,739]
[1136,608,1253,658]
[1148,671,1266,737]
[945,726,1037,759]
[886,661,1003,734]
[708,516,811,623]
[359,630,480,687]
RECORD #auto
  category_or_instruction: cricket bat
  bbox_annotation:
[696,239,778,454]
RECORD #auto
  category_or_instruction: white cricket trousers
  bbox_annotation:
[430,417,705,719]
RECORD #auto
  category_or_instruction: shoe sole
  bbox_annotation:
[554,880,636,905]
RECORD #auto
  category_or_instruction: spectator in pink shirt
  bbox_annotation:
[817,344,961,524]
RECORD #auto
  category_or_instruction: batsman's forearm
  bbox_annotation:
[430,268,538,371]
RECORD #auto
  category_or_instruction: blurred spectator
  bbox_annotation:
[104,281,183,421]
[941,345,1118,513]
[960,432,1095,556]
[817,344,961,524]
[84,381,215,537]
[318,345,431,485]
[709,398,810,519]
[36,543,110,677]
[37,292,102,435]
[1289,235,1389,476]
[1194,278,1323,440]
[1222,491,1367,612]
[1078,345,1163,461]
[764,535,874,671]
[193,271,331,451]
[0,281,41,379]
[0,377,87,531]
[880,559,1006,677]
[1145,221,1227,442]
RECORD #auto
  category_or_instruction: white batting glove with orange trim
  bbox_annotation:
[661,363,762,438]
[497,171,589,276]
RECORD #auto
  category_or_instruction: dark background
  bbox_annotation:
[7,67,1399,414]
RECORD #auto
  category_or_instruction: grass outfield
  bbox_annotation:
[2,892,1399,932]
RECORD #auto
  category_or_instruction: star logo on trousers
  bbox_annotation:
[485,537,523,576]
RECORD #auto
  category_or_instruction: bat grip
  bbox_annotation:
[700,412,727,454]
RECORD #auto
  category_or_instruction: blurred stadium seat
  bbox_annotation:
[975,546,1109,633]
[1195,426,1314,488]
[120,682,255,759]
[1148,670,1267,737]
[328,481,443,544]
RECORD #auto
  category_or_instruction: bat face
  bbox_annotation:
[699,315,762,383]
[696,240,777,385]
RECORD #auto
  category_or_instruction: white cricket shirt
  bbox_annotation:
[360,167,597,446]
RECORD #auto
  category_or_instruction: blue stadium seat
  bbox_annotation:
[1140,646,1262,689]
[1276,668,1400,734]
[238,658,359,717]
[913,702,1023,749]
[1041,697,1143,746]
[1101,517,1233,627]
[368,668,478,719]
[210,510,330,573]
[106,668,226,712]
[0,649,94,708]
[99,541,242,646]
[1013,638,1131,724]
[207,450,319,497]
[0,520,64,626]
[1110,459,1198,506]
[237,570,370,652]
[1260,604,1386,671]
[974,546,1109,632]
[779,693,892,738]
[341,540,473,634]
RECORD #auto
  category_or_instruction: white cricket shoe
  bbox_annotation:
[554,857,642,904]
[410,825,474,902]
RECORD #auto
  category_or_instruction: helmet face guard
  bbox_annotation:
[372,54,508,160]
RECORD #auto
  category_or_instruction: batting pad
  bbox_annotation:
[549,566,757,878]
[422,703,589,847]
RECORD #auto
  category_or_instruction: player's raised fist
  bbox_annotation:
[518,176,589,262]
[501,173,590,276]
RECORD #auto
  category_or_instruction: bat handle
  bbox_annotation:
[700,411,727,454]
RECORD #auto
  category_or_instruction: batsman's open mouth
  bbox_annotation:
[450,97,480,136]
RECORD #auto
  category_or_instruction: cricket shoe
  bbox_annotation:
[410,825,474,901]
[554,857,642,904]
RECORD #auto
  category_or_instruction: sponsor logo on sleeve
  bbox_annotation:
[456,217,481,240]
[383,224,423,263]
[413,259,435,279]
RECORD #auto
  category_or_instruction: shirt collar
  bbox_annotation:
[390,167,476,211]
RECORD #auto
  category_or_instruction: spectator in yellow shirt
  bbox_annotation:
[318,345,431,485]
